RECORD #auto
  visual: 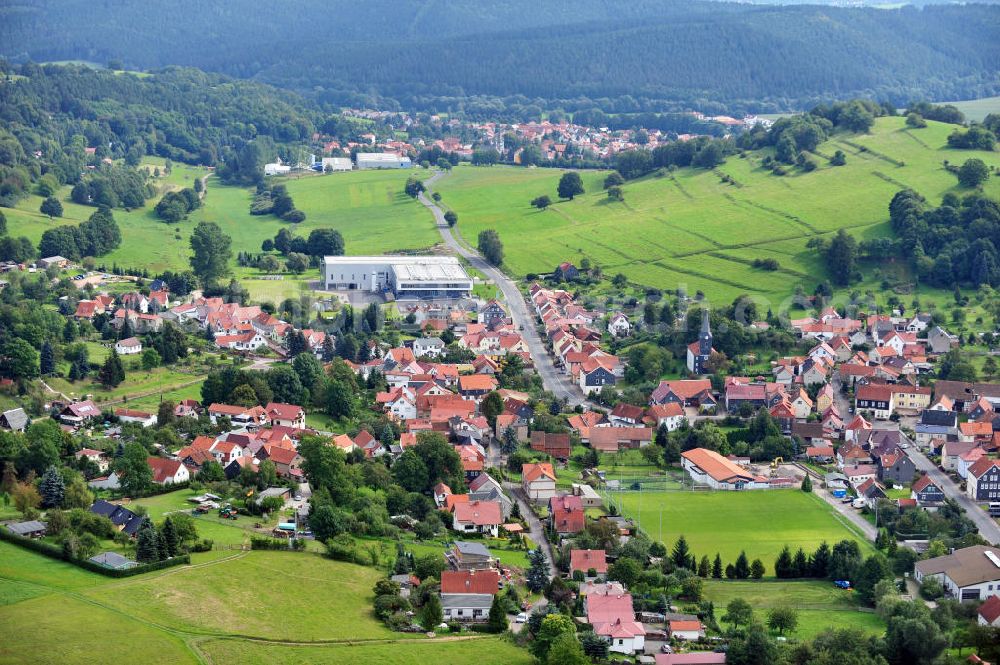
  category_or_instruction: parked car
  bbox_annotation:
[515,613,528,624]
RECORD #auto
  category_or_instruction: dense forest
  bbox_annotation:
[1,1,998,114]
[0,65,323,206]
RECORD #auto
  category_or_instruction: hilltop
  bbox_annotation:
[434,116,1000,307]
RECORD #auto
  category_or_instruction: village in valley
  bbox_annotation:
[1,36,1000,662]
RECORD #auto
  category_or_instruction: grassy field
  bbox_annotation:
[945,96,1000,122]
[5,165,441,276]
[196,636,534,665]
[610,489,871,565]
[0,538,508,665]
[434,117,1000,307]
[705,579,885,640]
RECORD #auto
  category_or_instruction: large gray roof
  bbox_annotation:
[455,541,492,558]
[441,593,494,609]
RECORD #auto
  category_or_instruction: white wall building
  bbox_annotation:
[355,152,412,169]
[321,157,353,172]
[322,256,472,298]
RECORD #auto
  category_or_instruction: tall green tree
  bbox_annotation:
[189,221,232,285]
[39,465,65,508]
[98,348,125,388]
[419,592,443,630]
[557,172,584,200]
[114,442,152,497]
[135,519,161,563]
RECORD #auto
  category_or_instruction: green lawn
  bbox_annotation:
[705,579,885,640]
[196,636,534,665]
[5,164,441,276]
[83,550,398,641]
[45,365,208,405]
[611,489,871,565]
[0,594,199,665]
[434,117,1000,306]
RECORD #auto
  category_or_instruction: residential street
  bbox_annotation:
[419,172,589,407]
[504,482,556,581]
[904,446,1000,545]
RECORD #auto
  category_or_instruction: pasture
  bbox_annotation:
[433,117,1000,306]
[609,488,871,565]
[0,539,481,665]
[4,166,440,275]
[705,579,885,639]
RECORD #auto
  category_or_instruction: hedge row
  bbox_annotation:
[0,527,190,577]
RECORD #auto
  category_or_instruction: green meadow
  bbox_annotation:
[4,166,440,275]
[0,539,528,665]
[705,579,885,639]
[433,117,1000,306]
[610,489,871,565]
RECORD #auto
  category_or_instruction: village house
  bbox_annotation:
[114,408,157,428]
[522,462,557,503]
[147,457,190,485]
[530,431,571,461]
[878,450,916,485]
[569,549,608,578]
[911,474,946,508]
[59,400,101,427]
[647,402,686,431]
[915,545,1000,602]
[967,458,1000,502]
[650,379,713,408]
[448,541,496,571]
[264,402,306,429]
[549,494,585,534]
[669,619,706,641]
[440,569,500,623]
[915,410,960,447]
[114,337,142,355]
[607,312,631,338]
[0,407,28,432]
[587,588,645,655]
[452,500,502,537]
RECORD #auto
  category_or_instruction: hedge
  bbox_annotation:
[0,527,190,578]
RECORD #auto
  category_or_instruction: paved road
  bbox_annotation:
[905,445,1000,545]
[796,463,877,541]
[419,173,588,407]
[504,482,556,579]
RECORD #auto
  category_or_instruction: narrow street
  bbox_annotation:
[905,446,1000,545]
[504,482,556,581]
[419,172,589,407]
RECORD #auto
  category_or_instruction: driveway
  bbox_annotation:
[904,446,1000,545]
[419,173,590,407]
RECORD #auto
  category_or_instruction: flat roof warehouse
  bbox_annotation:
[322,256,473,297]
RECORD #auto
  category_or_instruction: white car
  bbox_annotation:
[515,613,528,623]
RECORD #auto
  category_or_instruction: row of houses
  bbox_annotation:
[530,283,625,394]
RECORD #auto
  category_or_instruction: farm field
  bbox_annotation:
[705,579,885,640]
[0,540,476,665]
[433,117,1000,306]
[945,95,1000,122]
[5,166,440,275]
[610,489,871,564]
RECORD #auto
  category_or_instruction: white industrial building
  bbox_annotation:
[355,152,412,169]
[322,256,472,298]
[264,158,291,176]
[321,157,353,172]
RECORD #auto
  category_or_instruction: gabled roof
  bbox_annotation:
[681,448,754,483]
[979,595,1000,624]
[440,569,500,595]
[522,462,556,483]
[968,457,1000,479]
[147,457,185,483]
[912,474,939,493]
[570,549,608,573]
[453,500,502,526]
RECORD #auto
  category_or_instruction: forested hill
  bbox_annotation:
[1,1,998,113]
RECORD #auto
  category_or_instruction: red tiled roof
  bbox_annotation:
[570,549,608,574]
[979,595,1000,624]
[453,500,502,526]
[440,569,500,595]
[147,457,185,484]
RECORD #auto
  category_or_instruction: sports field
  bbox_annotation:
[610,489,871,564]
[0,540,526,664]
[433,117,1000,306]
[4,167,440,274]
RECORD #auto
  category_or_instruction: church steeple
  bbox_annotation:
[698,309,713,356]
